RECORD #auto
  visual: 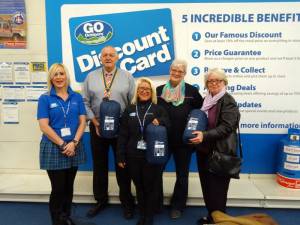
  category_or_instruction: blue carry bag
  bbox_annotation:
[146,123,168,165]
[99,99,121,138]
[183,109,208,144]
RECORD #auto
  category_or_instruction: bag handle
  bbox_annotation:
[237,125,243,158]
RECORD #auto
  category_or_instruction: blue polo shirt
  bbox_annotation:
[37,86,86,142]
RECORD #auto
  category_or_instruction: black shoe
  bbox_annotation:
[154,205,163,214]
[144,217,153,225]
[64,217,76,225]
[123,208,134,220]
[86,202,108,218]
[58,214,76,225]
[170,209,181,219]
[196,216,212,225]
[136,217,144,225]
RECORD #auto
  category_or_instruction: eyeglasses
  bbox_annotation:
[170,68,185,74]
[102,53,117,58]
[138,87,152,92]
[207,79,223,85]
[53,72,65,76]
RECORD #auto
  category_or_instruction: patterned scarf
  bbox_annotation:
[161,80,185,106]
[201,87,226,115]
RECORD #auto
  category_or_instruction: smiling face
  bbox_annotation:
[137,81,152,102]
[206,73,225,96]
[100,46,119,72]
[169,64,186,87]
[51,66,67,90]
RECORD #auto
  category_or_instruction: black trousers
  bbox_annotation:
[89,123,134,210]
[170,145,193,211]
[47,167,78,225]
[128,157,163,222]
[196,152,230,219]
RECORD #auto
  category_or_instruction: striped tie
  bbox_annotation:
[104,73,113,98]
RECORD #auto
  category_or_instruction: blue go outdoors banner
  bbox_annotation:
[69,8,174,82]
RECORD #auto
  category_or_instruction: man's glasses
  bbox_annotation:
[102,53,117,58]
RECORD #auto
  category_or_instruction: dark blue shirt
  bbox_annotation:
[37,86,86,142]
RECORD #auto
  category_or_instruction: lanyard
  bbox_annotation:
[136,102,152,140]
[57,99,71,128]
[102,68,118,93]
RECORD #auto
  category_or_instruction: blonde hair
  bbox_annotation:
[131,77,157,105]
[204,68,228,88]
[47,63,70,91]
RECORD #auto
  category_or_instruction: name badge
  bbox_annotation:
[187,117,198,130]
[154,141,165,157]
[137,140,147,150]
[50,103,58,108]
[129,112,136,117]
[104,116,114,131]
[61,127,71,137]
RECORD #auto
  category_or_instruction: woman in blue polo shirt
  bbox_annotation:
[37,63,86,225]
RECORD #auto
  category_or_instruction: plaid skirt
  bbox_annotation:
[40,140,86,170]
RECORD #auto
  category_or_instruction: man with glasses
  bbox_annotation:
[82,46,135,219]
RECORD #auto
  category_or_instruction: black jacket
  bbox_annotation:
[202,93,240,156]
[117,101,170,163]
[156,83,203,148]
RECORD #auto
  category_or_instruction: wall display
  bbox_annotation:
[2,85,25,102]
[0,0,26,49]
[1,102,19,124]
[14,62,30,84]
[26,86,47,102]
[0,62,13,84]
[30,62,47,84]
[0,61,47,104]
[46,0,300,173]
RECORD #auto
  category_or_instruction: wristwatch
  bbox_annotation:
[72,139,78,145]
[59,142,67,151]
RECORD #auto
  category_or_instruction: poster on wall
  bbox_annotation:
[0,0,26,49]
[46,0,300,173]
[58,1,300,134]
[30,62,47,84]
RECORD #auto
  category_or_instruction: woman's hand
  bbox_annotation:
[152,118,159,126]
[95,126,101,137]
[189,131,204,144]
[62,142,76,157]
[92,118,101,136]
[118,162,126,168]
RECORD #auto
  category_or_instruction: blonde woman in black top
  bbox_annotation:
[117,77,169,225]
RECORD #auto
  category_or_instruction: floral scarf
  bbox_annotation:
[161,80,185,106]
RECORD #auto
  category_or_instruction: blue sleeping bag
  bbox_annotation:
[182,109,208,144]
[99,99,121,138]
[146,123,168,165]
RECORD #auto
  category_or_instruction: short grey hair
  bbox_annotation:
[204,68,228,88]
[170,59,188,74]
